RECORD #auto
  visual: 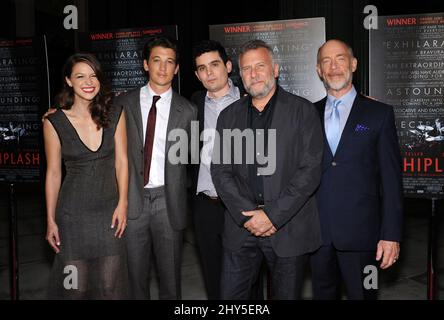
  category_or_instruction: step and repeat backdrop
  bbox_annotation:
[78,25,178,95]
[3,14,442,199]
[210,18,326,103]
[0,36,49,183]
[370,12,444,198]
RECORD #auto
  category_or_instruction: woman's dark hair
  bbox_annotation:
[55,53,112,128]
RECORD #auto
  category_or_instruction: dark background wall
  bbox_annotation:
[2,0,443,99]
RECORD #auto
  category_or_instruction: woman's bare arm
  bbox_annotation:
[43,119,62,253]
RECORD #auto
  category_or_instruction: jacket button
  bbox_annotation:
[140,171,143,175]
[332,161,337,166]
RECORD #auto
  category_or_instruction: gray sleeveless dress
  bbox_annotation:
[46,106,128,299]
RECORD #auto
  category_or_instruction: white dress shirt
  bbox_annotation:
[140,83,172,188]
[196,79,240,197]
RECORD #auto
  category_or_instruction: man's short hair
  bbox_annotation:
[143,36,179,64]
[317,39,354,63]
[192,40,229,70]
[238,39,275,64]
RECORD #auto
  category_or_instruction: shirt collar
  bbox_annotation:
[205,78,240,102]
[249,85,279,114]
[147,82,173,102]
[326,85,357,109]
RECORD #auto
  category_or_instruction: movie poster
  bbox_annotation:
[209,18,326,103]
[78,26,178,96]
[0,37,49,183]
[370,13,444,198]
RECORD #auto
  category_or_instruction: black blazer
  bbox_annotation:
[314,94,403,251]
[211,86,324,257]
[189,90,206,193]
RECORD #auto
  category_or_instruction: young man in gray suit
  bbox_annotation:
[115,37,197,300]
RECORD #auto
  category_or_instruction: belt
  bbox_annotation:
[143,186,165,198]
[199,192,221,203]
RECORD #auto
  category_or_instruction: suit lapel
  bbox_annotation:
[198,94,205,151]
[235,97,249,179]
[165,91,184,159]
[198,94,205,134]
[238,98,249,131]
[128,87,144,145]
[334,94,362,158]
[317,97,333,158]
[263,89,285,200]
[268,90,282,131]
[318,98,327,129]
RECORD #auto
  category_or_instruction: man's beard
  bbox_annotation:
[245,77,276,99]
[323,69,353,91]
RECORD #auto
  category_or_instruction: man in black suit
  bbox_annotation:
[211,39,323,300]
[115,37,197,299]
[311,39,403,300]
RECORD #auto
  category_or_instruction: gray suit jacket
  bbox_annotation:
[115,87,197,230]
[211,87,324,257]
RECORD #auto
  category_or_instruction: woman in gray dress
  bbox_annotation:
[43,53,128,299]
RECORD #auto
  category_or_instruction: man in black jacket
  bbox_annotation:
[211,39,324,299]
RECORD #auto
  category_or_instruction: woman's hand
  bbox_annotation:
[111,204,127,238]
[46,221,61,253]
